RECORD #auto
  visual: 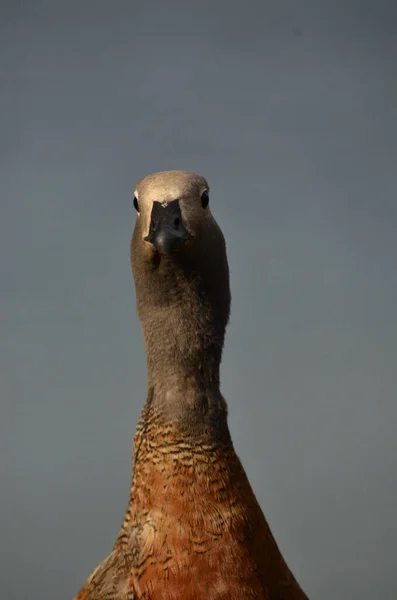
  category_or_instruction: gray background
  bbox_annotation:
[1,1,396,599]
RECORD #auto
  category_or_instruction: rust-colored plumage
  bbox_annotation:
[74,171,309,599]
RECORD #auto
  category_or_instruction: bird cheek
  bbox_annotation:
[141,215,152,243]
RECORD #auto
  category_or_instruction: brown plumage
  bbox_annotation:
[73,171,309,600]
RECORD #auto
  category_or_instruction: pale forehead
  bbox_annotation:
[135,171,208,204]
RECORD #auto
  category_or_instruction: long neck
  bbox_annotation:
[134,250,231,434]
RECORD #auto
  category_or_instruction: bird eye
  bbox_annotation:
[201,190,209,209]
[133,196,139,212]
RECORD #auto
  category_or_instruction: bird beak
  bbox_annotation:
[144,200,189,255]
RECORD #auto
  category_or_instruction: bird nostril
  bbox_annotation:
[173,217,180,229]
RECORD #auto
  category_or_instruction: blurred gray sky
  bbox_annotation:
[1,1,396,599]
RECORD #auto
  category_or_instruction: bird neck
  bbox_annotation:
[134,253,231,433]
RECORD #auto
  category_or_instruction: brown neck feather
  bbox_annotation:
[131,222,231,439]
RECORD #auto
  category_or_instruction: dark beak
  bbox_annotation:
[144,199,188,255]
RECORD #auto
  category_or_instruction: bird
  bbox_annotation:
[73,170,309,600]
